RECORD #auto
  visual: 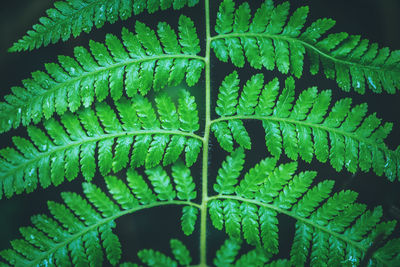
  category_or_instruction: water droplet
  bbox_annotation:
[69,67,76,75]
[367,77,376,89]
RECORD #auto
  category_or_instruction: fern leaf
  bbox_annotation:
[1,18,204,133]
[215,71,240,116]
[213,238,242,267]
[185,138,203,167]
[211,122,234,152]
[126,169,157,205]
[259,207,279,254]
[372,238,400,265]
[214,148,245,195]
[171,161,197,201]
[236,73,264,116]
[213,238,286,267]
[240,202,260,246]
[0,92,202,198]
[228,120,251,150]
[105,175,139,210]
[212,0,400,94]
[235,157,277,199]
[145,166,176,201]
[9,0,200,52]
[0,167,200,266]
[234,247,271,266]
[213,73,400,181]
[0,189,122,265]
[210,156,398,266]
[181,206,198,235]
[138,249,177,267]
[208,200,224,231]
[170,239,192,266]
[257,162,298,203]
[123,238,192,267]
[82,183,120,217]
[223,199,241,239]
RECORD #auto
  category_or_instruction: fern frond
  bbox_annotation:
[208,154,399,266]
[9,0,200,52]
[1,17,204,133]
[138,249,177,267]
[213,238,242,267]
[0,91,202,198]
[122,238,192,267]
[214,238,289,267]
[212,73,400,181]
[181,206,198,235]
[170,239,192,266]
[0,165,199,266]
[214,147,245,194]
[212,0,400,94]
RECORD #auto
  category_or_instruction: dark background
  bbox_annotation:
[0,0,400,265]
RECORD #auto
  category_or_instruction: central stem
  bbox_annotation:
[199,0,211,266]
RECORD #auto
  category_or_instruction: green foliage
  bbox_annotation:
[208,153,399,265]
[212,0,400,94]
[213,72,400,181]
[0,17,203,133]
[0,164,199,265]
[214,238,290,266]
[1,0,399,266]
[9,0,200,52]
[0,91,201,198]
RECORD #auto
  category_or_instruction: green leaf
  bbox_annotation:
[2,20,204,133]
[178,90,199,132]
[181,206,198,235]
[104,176,138,210]
[178,16,200,54]
[214,148,245,194]
[172,161,197,201]
[212,0,400,94]
[126,169,157,205]
[170,239,192,266]
[145,166,176,201]
[216,71,240,116]
[223,199,241,239]
[208,200,224,230]
[228,120,251,150]
[240,203,260,246]
[215,0,235,34]
[237,74,264,115]
[1,90,203,198]
[214,238,242,267]
[212,73,400,181]
[138,249,177,267]
[236,157,277,199]
[82,183,120,218]
[185,138,202,167]
[211,122,234,152]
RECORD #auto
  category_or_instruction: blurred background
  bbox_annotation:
[0,0,400,265]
